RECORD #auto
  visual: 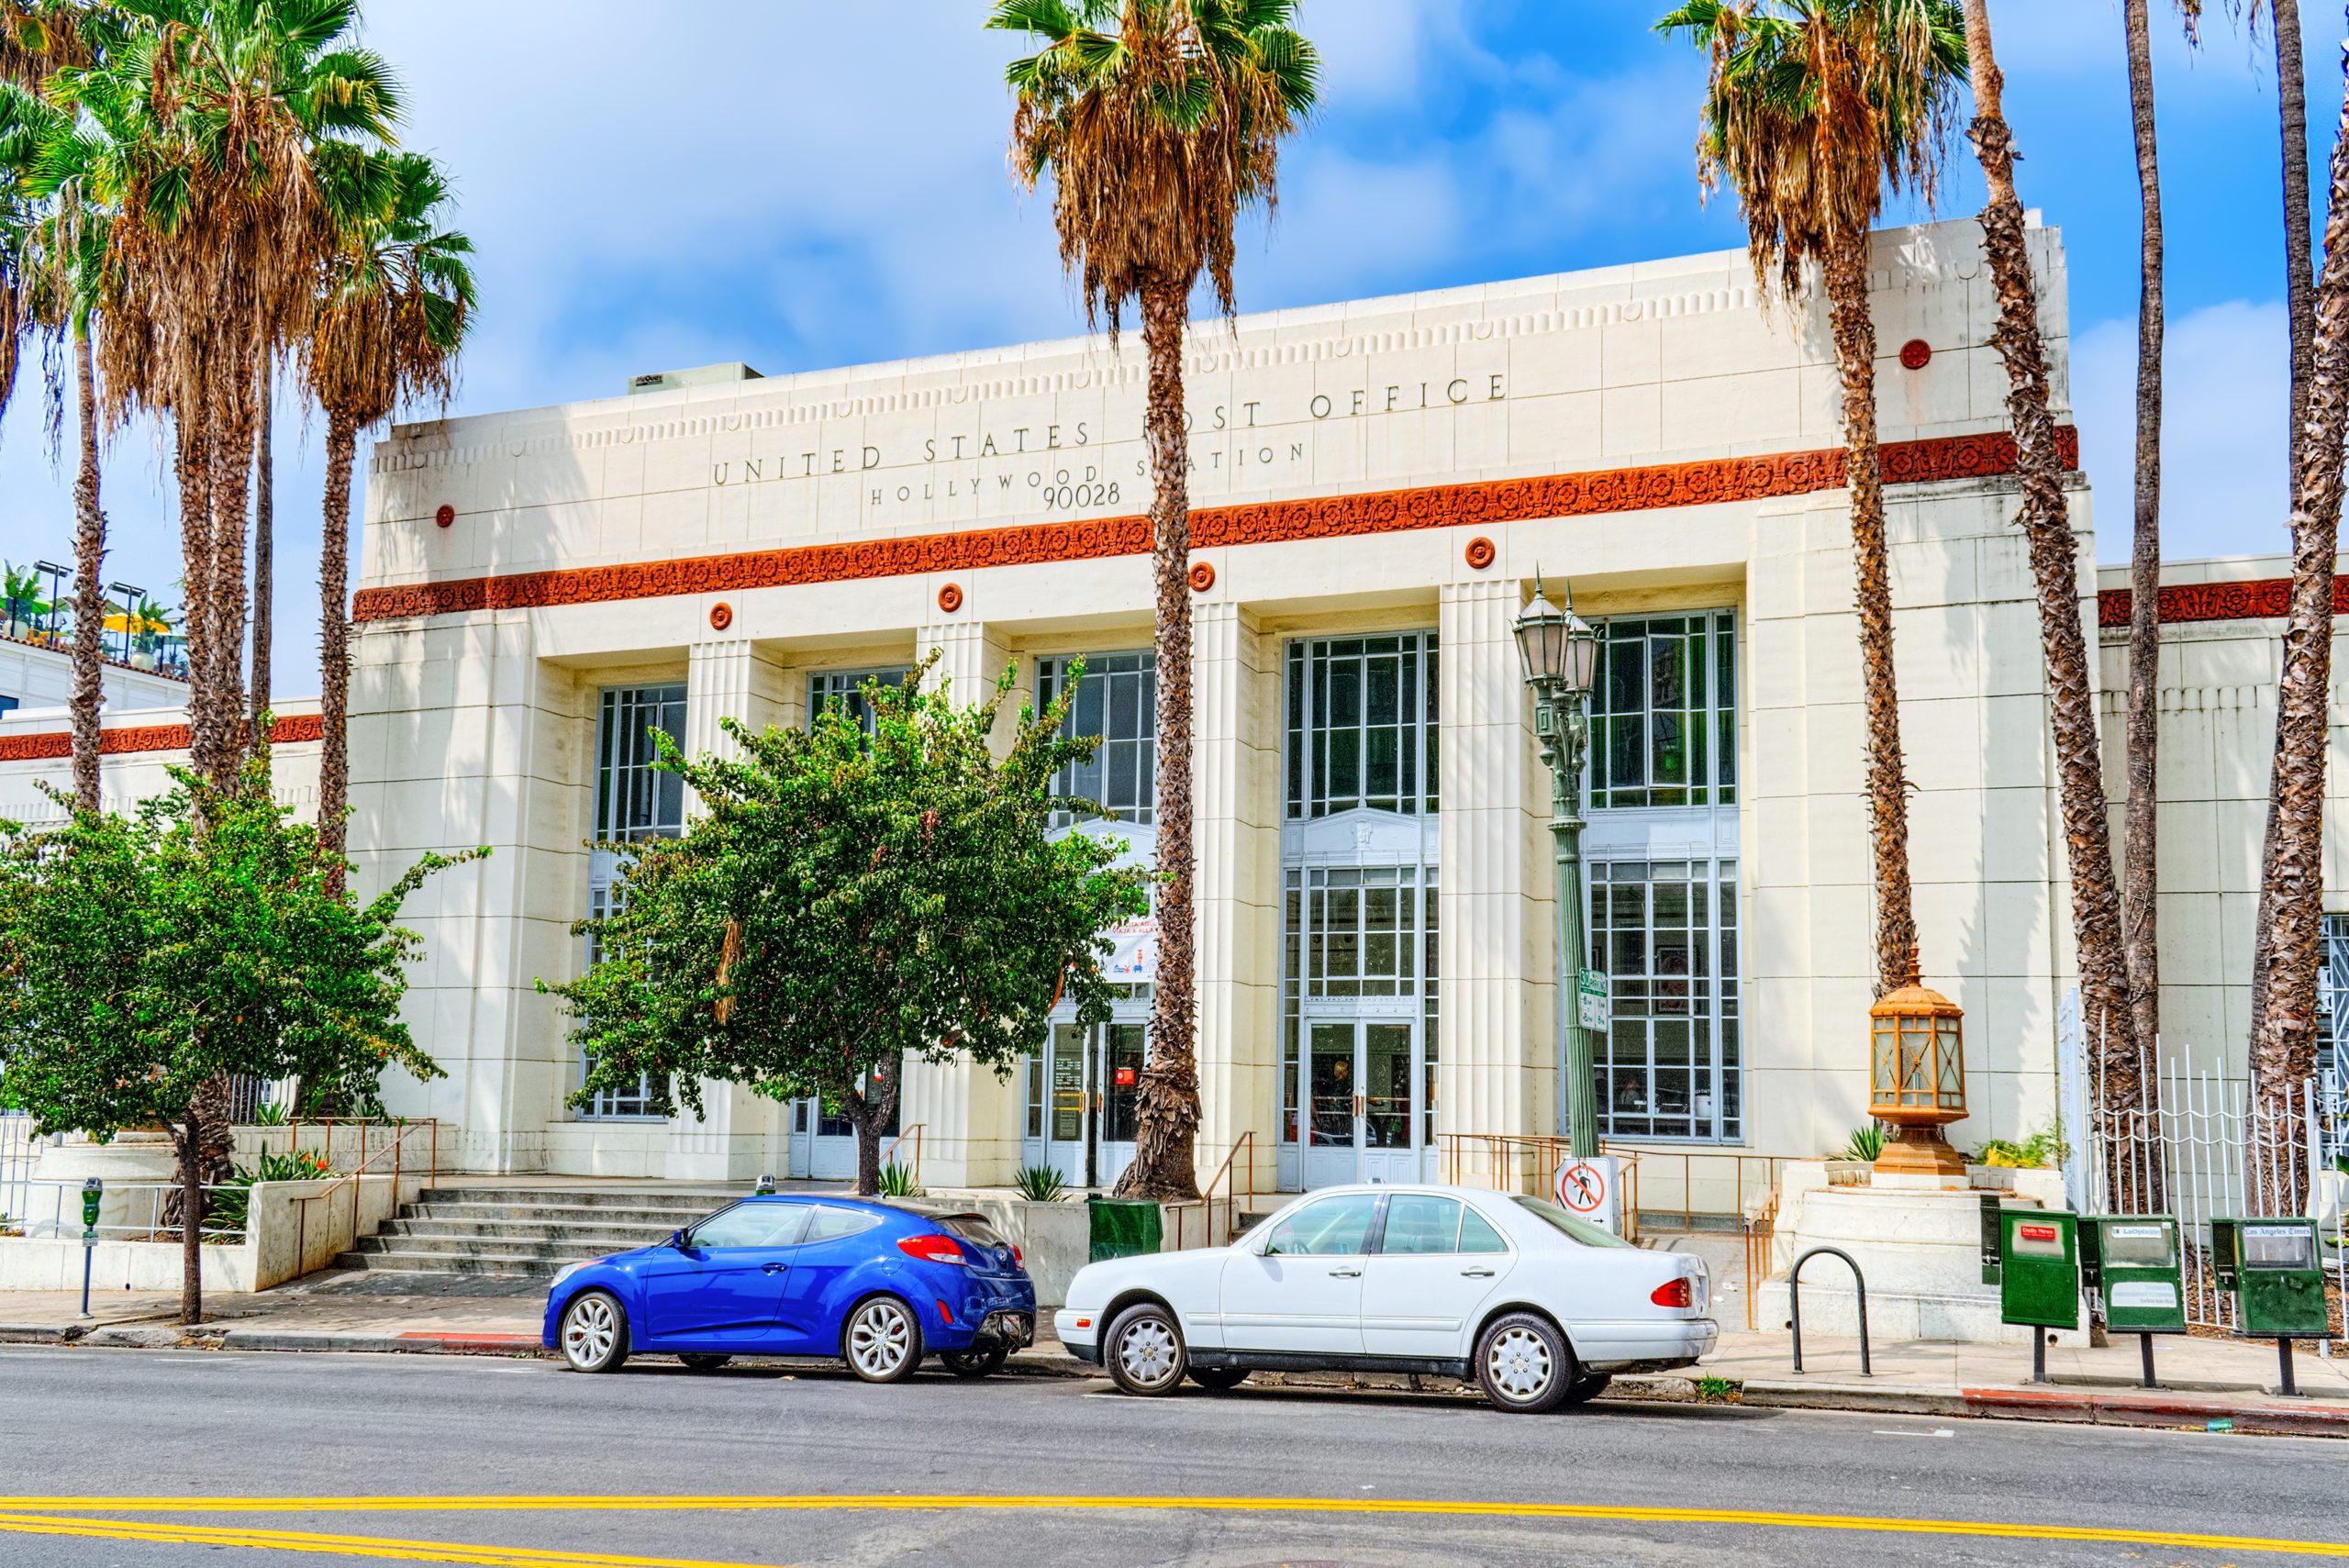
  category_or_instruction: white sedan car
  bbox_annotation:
[1054,1184,1716,1413]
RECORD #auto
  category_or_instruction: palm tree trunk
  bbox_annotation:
[174,360,219,785]
[319,409,358,888]
[68,323,106,815]
[2120,0,2166,1207]
[250,362,273,728]
[1824,228,1918,997]
[2252,71,2349,1207]
[1960,0,2140,1092]
[2247,0,2314,1088]
[202,347,258,786]
[1117,268,1201,1202]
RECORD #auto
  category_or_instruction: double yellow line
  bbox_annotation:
[0,1492,2343,1563]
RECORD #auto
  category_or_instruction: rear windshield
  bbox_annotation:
[936,1216,1012,1251]
[1513,1195,1632,1249]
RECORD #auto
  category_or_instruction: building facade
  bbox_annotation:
[10,215,2326,1200]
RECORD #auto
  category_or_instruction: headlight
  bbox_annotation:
[549,1261,589,1292]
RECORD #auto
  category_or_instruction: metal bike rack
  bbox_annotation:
[1787,1245,1871,1376]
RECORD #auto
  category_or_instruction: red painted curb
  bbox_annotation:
[1962,1385,2349,1435]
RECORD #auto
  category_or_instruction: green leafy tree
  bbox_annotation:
[0,749,478,1324]
[547,657,1152,1196]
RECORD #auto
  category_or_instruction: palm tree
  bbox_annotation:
[64,0,399,792]
[302,147,473,886]
[0,561,47,637]
[1956,2,2152,1114]
[1657,0,1964,1002]
[987,0,1317,1201]
[250,356,271,725]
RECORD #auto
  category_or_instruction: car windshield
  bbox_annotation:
[1513,1195,1632,1249]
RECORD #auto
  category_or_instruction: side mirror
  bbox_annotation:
[669,1229,688,1250]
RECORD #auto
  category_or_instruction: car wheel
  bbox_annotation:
[940,1347,1008,1379]
[1104,1303,1186,1396]
[843,1296,922,1384]
[677,1353,732,1373]
[1186,1366,1249,1392]
[559,1291,629,1374]
[1557,1371,1611,1406]
[1475,1311,1575,1414]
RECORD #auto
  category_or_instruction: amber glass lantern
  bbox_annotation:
[1867,950,1968,1178]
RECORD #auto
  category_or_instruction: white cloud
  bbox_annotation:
[2071,299,2295,564]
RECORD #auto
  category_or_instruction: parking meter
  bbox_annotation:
[77,1176,101,1320]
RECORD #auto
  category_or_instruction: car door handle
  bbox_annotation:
[1328,1267,1363,1278]
[1461,1267,1496,1278]
[762,1262,788,1274]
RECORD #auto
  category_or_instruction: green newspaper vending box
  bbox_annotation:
[2080,1216,2186,1335]
[1998,1207,2080,1331]
[2210,1218,2329,1339]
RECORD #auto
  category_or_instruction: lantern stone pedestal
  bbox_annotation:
[1753,1162,2088,1347]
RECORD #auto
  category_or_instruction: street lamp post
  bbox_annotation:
[1514,574,1601,1159]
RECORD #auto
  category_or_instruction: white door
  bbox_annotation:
[1358,1020,1422,1184]
[1301,1022,1360,1190]
[1303,1021,1427,1188]
[1217,1191,1379,1353]
[1359,1193,1515,1359]
[1043,1023,1145,1189]
[1092,1023,1143,1188]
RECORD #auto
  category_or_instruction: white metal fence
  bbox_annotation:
[1,1112,54,1232]
[2077,1029,2344,1342]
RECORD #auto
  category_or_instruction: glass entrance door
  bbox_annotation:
[1303,1020,1426,1188]
[1042,1022,1143,1189]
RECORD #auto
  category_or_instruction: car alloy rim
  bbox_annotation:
[850,1301,912,1376]
[1486,1326,1553,1402]
[1116,1317,1178,1388]
[564,1297,615,1366]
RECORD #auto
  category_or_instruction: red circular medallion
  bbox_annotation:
[1188,561,1216,593]
[1898,339,1932,371]
[434,504,455,528]
[1464,536,1497,571]
[937,583,964,614]
[708,602,733,631]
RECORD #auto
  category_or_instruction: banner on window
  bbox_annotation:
[1105,917,1157,983]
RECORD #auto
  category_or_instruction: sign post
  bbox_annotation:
[77,1176,102,1320]
[1553,1153,1621,1237]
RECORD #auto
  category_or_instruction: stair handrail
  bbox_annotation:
[1202,1129,1253,1245]
[288,1119,440,1281]
[880,1123,924,1187]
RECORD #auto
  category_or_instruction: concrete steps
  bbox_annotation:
[331,1184,751,1283]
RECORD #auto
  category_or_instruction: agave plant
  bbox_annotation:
[1014,1163,1069,1204]
[875,1160,922,1199]
[1838,1123,1889,1162]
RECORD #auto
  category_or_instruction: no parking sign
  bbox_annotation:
[1553,1155,1621,1236]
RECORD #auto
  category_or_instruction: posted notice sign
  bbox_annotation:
[1553,1155,1621,1235]
[1576,969,1609,1032]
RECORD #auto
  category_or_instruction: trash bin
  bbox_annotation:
[1086,1196,1162,1264]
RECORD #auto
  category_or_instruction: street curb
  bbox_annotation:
[217,1329,546,1357]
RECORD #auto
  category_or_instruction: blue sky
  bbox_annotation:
[0,0,2332,695]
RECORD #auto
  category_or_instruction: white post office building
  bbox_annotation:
[5,215,2336,1201]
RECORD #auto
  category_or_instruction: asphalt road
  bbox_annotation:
[0,1344,2342,1568]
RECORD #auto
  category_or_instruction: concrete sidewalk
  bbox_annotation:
[6,1278,2345,1436]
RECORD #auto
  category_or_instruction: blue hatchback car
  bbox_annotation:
[542,1195,1036,1383]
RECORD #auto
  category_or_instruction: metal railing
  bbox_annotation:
[16,1180,245,1242]
[290,1118,442,1278]
[1166,1130,1256,1251]
[250,1117,440,1180]
[880,1124,924,1187]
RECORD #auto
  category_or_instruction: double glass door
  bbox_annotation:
[1303,1018,1427,1188]
[1042,1022,1144,1190]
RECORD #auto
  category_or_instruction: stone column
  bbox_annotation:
[1436,579,1553,1185]
[898,617,1025,1189]
[1193,601,1282,1200]
[664,635,791,1181]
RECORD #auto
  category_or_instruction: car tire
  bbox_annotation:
[1186,1366,1249,1392]
[842,1295,923,1385]
[940,1346,1008,1379]
[1103,1303,1187,1396]
[559,1291,629,1374]
[1557,1371,1611,1406]
[1474,1311,1575,1414]
[677,1353,732,1373]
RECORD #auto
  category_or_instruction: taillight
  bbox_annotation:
[1012,1246,1024,1269]
[897,1233,966,1266]
[1650,1277,1693,1309]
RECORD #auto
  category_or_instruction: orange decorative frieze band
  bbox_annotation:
[0,712,322,764]
[2095,576,2343,628]
[351,427,2080,625]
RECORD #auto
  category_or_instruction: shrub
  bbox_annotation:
[204,1148,337,1234]
[1836,1124,1887,1162]
[876,1160,922,1198]
[1014,1163,1068,1203]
